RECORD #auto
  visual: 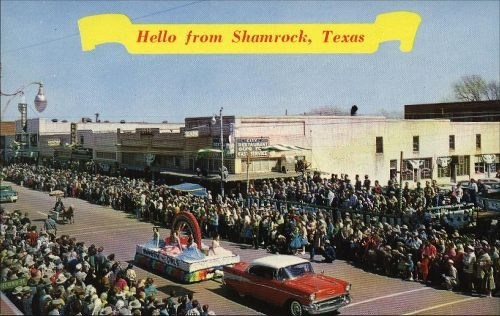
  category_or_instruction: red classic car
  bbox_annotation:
[223,255,351,316]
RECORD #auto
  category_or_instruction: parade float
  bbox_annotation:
[135,211,240,283]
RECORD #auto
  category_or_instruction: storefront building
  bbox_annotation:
[118,114,499,190]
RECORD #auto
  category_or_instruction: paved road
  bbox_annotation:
[2,181,499,315]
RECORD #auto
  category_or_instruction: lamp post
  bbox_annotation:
[1,82,47,113]
[1,82,47,162]
[211,107,225,197]
[245,151,252,195]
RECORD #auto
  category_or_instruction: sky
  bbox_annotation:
[1,0,499,123]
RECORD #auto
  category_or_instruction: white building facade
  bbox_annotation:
[227,116,499,186]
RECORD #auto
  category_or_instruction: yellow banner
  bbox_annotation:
[78,11,421,54]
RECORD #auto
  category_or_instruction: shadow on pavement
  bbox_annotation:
[208,285,285,316]
[156,284,194,298]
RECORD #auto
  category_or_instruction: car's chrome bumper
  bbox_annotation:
[0,196,17,202]
[303,294,351,314]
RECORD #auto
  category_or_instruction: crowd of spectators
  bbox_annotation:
[0,207,216,315]
[2,163,499,302]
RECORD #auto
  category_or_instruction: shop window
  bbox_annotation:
[456,156,470,176]
[438,165,450,178]
[376,137,383,153]
[420,158,432,179]
[474,162,485,174]
[413,136,419,152]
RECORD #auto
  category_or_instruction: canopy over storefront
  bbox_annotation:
[260,144,309,152]
[168,182,207,196]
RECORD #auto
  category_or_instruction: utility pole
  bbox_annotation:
[246,151,252,195]
[219,107,224,197]
[399,151,403,185]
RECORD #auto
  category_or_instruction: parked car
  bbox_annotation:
[480,178,500,186]
[0,185,18,203]
[223,255,351,316]
[481,182,500,196]
[457,178,499,191]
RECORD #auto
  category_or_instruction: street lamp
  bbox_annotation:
[1,82,47,113]
[211,107,225,197]
[1,82,47,162]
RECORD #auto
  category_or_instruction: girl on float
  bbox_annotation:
[208,234,232,256]
[177,235,205,261]
[143,227,163,249]
[161,229,183,256]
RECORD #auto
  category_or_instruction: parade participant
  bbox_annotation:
[289,226,303,255]
[208,234,232,256]
[161,230,183,256]
[144,227,162,249]
[177,236,205,261]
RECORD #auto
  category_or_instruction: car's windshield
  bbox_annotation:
[280,262,314,279]
[0,186,13,191]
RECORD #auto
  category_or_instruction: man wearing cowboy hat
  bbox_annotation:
[322,239,336,263]
[441,259,458,291]
[129,299,142,312]
[462,244,476,293]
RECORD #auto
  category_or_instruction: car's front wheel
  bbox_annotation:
[287,300,303,316]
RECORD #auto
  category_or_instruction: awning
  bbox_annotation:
[168,182,207,196]
[260,144,309,152]
[197,148,222,158]
[197,148,222,154]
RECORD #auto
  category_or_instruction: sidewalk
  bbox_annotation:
[0,293,23,315]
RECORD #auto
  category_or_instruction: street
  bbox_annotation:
[2,181,499,315]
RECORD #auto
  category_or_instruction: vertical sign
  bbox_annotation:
[18,103,27,133]
[70,122,77,145]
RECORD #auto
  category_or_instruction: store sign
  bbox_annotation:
[184,130,199,138]
[137,128,159,135]
[236,137,269,158]
[70,123,77,145]
[212,136,229,148]
[48,139,61,147]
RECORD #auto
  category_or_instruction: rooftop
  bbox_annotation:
[250,255,308,269]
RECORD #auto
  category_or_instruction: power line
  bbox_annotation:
[133,0,206,21]
[1,1,207,55]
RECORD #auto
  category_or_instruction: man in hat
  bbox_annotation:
[442,259,458,291]
[99,306,113,315]
[322,240,336,263]
[94,246,107,278]
[44,215,57,236]
[129,299,142,312]
[462,245,476,293]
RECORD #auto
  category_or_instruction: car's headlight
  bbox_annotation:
[309,293,316,301]
[345,284,351,292]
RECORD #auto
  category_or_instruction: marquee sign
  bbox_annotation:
[47,139,61,147]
